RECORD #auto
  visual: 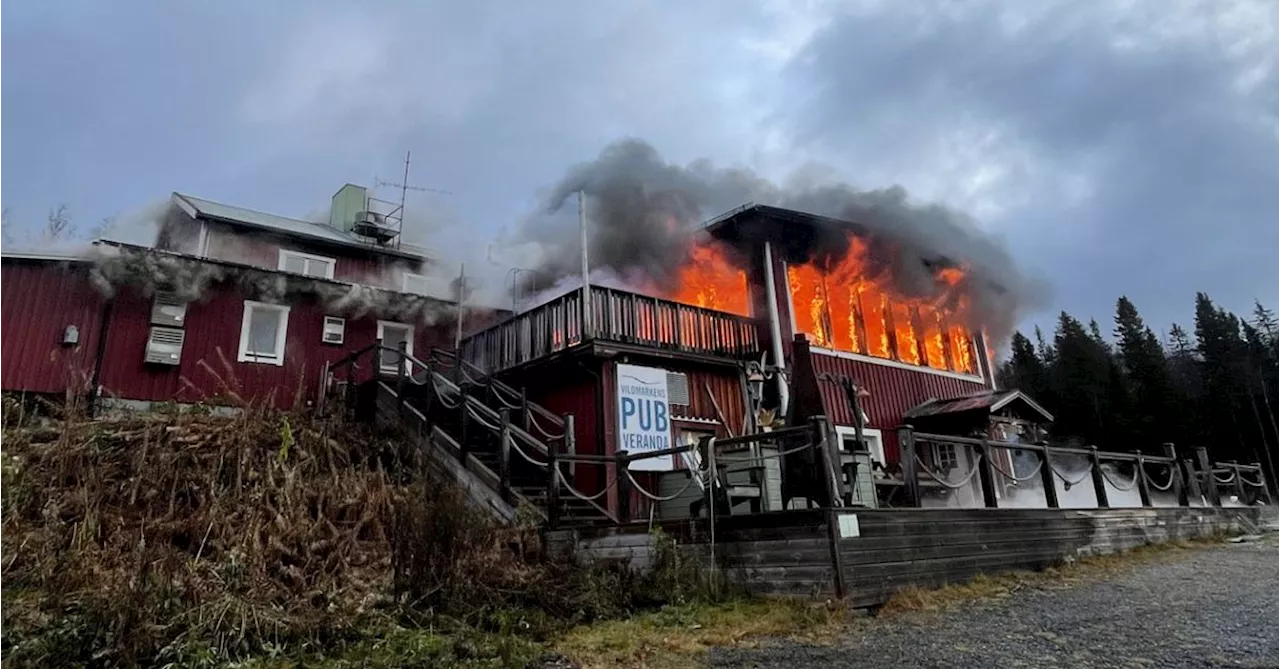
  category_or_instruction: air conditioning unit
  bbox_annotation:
[150,293,187,327]
[322,316,345,344]
[144,326,185,365]
[356,211,386,226]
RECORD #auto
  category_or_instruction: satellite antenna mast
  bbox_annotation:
[371,151,452,249]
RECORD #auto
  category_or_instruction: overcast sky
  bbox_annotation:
[3,0,1276,339]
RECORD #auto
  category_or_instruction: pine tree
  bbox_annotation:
[999,331,1052,403]
[1050,312,1122,445]
[1112,297,1179,448]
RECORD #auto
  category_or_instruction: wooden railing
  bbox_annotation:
[461,286,761,372]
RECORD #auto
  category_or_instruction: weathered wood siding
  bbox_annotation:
[555,506,1274,607]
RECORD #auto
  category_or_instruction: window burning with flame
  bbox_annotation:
[659,233,979,376]
[786,234,977,374]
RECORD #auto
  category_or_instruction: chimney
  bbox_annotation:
[328,184,368,233]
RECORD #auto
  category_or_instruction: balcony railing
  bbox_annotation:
[461,286,761,373]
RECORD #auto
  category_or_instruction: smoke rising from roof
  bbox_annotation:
[507,138,1046,341]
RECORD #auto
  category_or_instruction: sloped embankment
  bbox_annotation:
[0,406,695,667]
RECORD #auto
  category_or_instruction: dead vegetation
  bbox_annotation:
[0,397,725,668]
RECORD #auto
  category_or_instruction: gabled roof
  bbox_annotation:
[171,192,429,261]
[904,389,1054,423]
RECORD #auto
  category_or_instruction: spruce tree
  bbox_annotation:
[1113,297,1178,447]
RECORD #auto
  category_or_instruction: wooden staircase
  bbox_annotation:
[329,344,614,527]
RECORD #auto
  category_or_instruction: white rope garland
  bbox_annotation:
[507,434,550,468]
[1142,464,1178,491]
[1212,470,1237,485]
[1098,464,1138,492]
[1047,458,1094,486]
[555,467,615,502]
[914,455,982,489]
[624,469,700,502]
[989,455,1045,482]
[1239,472,1267,488]
[525,408,566,441]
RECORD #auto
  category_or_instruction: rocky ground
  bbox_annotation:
[708,538,1279,669]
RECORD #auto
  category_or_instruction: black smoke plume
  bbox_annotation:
[507,138,1046,342]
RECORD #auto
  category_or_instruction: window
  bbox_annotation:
[322,316,345,345]
[377,320,414,373]
[933,443,959,471]
[277,249,336,279]
[836,426,885,466]
[238,301,290,365]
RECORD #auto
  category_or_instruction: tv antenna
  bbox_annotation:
[373,150,452,222]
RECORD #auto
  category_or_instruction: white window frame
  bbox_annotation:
[376,320,414,373]
[277,249,336,280]
[836,426,885,467]
[237,300,290,366]
[932,443,959,471]
[402,272,430,295]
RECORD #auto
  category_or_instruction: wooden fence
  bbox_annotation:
[460,286,760,372]
[899,428,1274,509]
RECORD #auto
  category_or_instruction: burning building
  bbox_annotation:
[460,200,1023,516]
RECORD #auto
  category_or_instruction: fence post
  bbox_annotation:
[1182,458,1203,505]
[499,409,512,505]
[1038,444,1059,508]
[1133,450,1152,507]
[563,412,577,485]
[458,396,470,463]
[520,388,529,432]
[810,416,840,508]
[616,451,631,523]
[395,341,408,414]
[1164,444,1188,507]
[1195,446,1219,507]
[1252,463,1274,505]
[546,421,561,531]
[1230,460,1246,504]
[1089,446,1109,509]
[898,425,921,508]
[975,440,999,508]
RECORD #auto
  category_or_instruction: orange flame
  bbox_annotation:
[660,231,979,375]
[667,240,750,316]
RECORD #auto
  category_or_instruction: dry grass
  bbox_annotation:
[554,598,847,669]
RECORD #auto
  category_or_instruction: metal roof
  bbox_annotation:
[903,389,1054,422]
[171,192,429,261]
[0,249,88,263]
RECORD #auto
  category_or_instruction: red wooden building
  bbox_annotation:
[457,204,1000,515]
[1,185,488,411]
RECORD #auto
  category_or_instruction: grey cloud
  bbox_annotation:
[784,0,1277,331]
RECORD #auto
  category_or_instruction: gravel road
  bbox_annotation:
[709,539,1279,669]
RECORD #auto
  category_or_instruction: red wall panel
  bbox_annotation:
[811,351,990,464]
[1,261,108,395]
[95,283,453,410]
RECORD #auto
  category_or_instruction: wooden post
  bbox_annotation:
[564,412,577,483]
[898,425,921,508]
[395,341,408,414]
[1252,462,1274,505]
[520,388,529,433]
[1182,458,1203,505]
[499,409,512,505]
[1089,446,1109,509]
[1195,446,1219,506]
[826,508,848,600]
[1133,450,1152,507]
[547,417,561,531]
[616,451,631,523]
[975,440,999,508]
[1230,460,1246,504]
[1038,444,1059,508]
[1164,443,1188,507]
[823,417,848,506]
[809,416,837,508]
[458,396,470,463]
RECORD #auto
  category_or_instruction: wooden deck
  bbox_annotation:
[460,285,762,372]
